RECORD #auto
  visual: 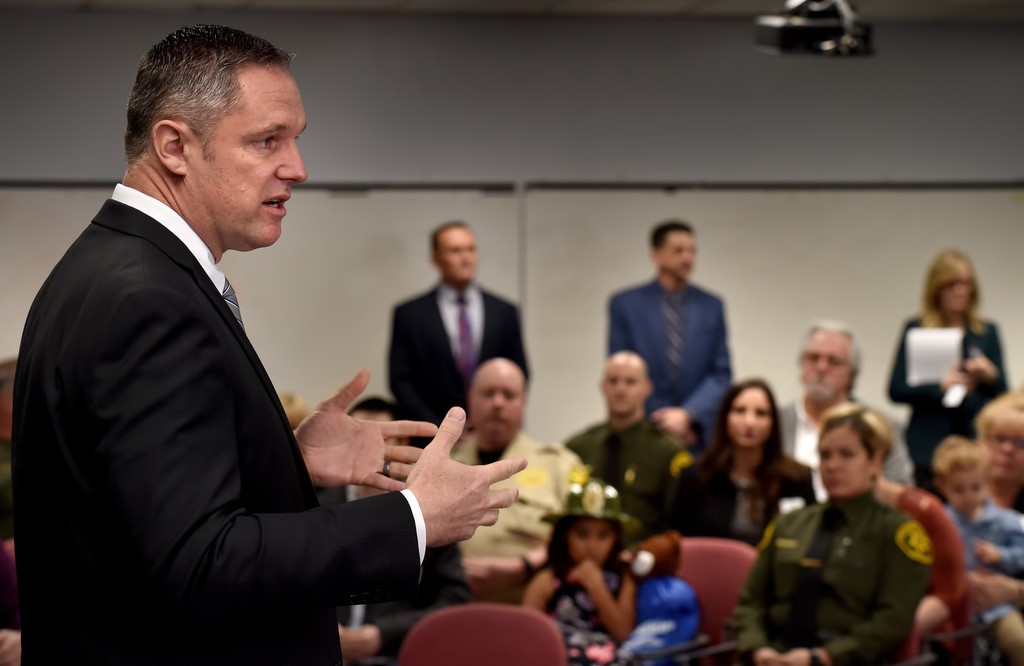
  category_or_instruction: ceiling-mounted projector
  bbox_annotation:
[755,0,873,56]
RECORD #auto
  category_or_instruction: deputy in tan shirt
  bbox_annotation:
[453,358,581,603]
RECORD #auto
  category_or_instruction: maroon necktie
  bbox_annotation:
[456,294,477,386]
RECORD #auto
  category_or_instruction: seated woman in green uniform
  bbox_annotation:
[734,403,933,666]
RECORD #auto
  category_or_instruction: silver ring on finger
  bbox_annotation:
[382,460,391,478]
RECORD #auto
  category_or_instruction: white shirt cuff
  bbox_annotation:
[400,488,426,564]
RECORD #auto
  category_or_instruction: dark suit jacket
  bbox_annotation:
[318,488,470,658]
[388,287,528,425]
[887,317,1008,467]
[608,280,731,447]
[668,463,816,546]
[12,200,420,665]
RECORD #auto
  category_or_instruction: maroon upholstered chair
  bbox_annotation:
[677,537,758,645]
[629,536,759,665]
[398,602,566,666]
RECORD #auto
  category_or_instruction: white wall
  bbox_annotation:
[2,10,1021,441]
[2,10,1023,184]
[2,186,1020,444]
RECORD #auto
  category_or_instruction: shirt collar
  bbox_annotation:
[111,184,225,292]
[977,498,1001,523]
[438,282,480,302]
[656,281,688,299]
[827,489,876,522]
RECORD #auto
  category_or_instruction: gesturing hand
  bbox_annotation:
[295,369,435,491]
[407,407,527,546]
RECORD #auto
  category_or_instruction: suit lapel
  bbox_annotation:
[424,289,459,373]
[642,283,669,368]
[479,292,496,359]
[92,200,312,495]
[679,288,699,374]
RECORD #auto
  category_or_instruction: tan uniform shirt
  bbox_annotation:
[453,432,582,602]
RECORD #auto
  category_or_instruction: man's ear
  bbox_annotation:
[151,119,193,176]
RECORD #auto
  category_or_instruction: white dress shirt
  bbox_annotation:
[794,399,828,502]
[436,282,484,359]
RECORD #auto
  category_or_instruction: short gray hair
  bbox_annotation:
[124,25,293,163]
[800,319,861,381]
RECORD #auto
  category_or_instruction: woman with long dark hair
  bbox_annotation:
[668,378,816,545]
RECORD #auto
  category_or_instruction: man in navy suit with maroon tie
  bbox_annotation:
[389,222,529,432]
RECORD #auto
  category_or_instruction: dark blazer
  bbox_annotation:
[608,280,731,446]
[668,462,817,546]
[887,317,1008,467]
[388,287,529,425]
[318,488,471,657]
[12,200,420,665]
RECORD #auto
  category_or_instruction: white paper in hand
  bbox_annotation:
[906,327,963,386]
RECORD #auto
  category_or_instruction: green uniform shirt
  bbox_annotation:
[735,491,932,666]
[564,420,685,541]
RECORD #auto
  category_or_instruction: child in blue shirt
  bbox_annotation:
[934,435,1024,664]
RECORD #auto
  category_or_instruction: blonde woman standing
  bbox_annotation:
[888,249,1008,491]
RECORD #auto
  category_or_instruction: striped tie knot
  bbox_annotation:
[221,278,244,330]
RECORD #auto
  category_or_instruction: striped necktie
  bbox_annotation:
[662,291,685,383]
[221,278,244,330]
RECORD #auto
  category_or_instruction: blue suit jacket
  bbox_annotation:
[608,280,731,447]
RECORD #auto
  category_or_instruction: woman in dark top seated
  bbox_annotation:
[668,378,816,545]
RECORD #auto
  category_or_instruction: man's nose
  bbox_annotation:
[279,142,308,184]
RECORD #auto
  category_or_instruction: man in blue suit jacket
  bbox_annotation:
[609,221,731,450]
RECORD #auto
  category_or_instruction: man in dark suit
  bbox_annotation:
[608,220,732,451]
[389,221,529,431]
[12,25,523,665]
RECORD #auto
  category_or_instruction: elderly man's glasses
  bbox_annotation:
[986,434,1024,450]
[802,352,847,368]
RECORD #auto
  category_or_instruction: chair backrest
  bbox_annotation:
[398,602,567,666]
[890,623,923,662]
[677,537,759,643]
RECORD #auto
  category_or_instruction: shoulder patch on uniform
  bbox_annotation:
[757,520,776,553]
[670,451,694,477]
[895,520,934,565]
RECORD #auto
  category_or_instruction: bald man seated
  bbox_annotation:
[452,358,582,603]
[564,352,686,541]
